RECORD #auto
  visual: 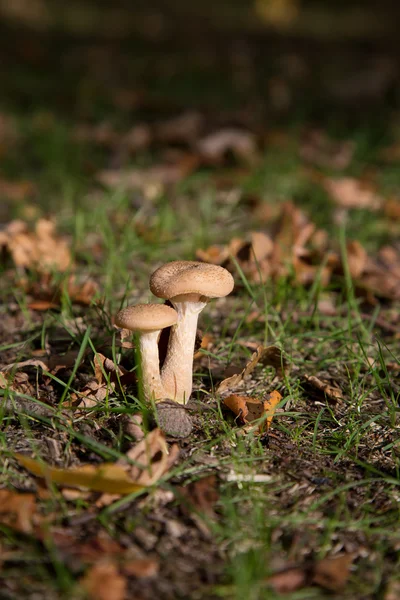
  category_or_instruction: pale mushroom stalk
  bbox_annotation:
[137,331,167,402]
[115,303,178,403]
[161,297,207,403]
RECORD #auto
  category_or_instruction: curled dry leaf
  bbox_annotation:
[0,490,38,534]
[96,429,179,507]
[217,345,288,394]
[80,560,127,600]
[123,428,179,486]
[302,375,343,404]
[0,218,72,272]
[223,390,282,431]
[15,454,144,494]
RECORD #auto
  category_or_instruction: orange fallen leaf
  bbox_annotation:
[0,490,38,534]
[267,566,308,594]
[81,561,126,600]
[15,454,144,494]
[122,557,159,578]
[223,390,282,431]
[312,553,354,592]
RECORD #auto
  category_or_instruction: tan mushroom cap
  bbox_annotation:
[115,303,178,332]
[150,261,234,300]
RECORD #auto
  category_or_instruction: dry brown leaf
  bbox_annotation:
[0,218,71,272]
[357,246,400,301]
[0,490,38,534]
[179,475,219,518]
[122,557,159,578]
[196,128,257,164]
[15,454,144,494]
[0,371,35,396]
[123,428,179,486]
[96,429,179,507]
[223,390,282,431]
[323,176,383,210]
[217,345,288,394]
[302,375,343,404]
[346,240,367,278]
[312,554,354,591]
[81,561,126,600]
[71,353,135,408]
[267,566,308,594]
[266,553,354,594]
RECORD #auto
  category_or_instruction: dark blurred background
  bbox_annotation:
[1,0,400,123]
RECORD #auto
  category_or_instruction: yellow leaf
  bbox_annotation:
[15,454,144,494]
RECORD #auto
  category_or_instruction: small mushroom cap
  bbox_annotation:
[115,303,178,332]
[150,261,234,300]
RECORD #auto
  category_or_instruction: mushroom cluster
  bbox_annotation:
[115,261,234,404]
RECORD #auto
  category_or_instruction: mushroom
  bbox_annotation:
[115,303,178,402]
[149,261,234,403]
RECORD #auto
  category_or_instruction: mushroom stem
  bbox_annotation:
[161,301,206,404]
[138,331,166,402]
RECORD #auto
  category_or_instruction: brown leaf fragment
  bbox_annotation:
[80,561,127,600]
[0,490,38,534]
[312,553,354,591]
[196,128,257,164]
[123,428,179,486]
[223,395,249,424]
[266,554,354,594]
[346,240,367,278]
[122,557,159,578]
[71,353,135,408]
[323,176,383,210]
[179,475,219,518]
[224,390,282,431]
[267,566,308,594]
[0,371,35,396]
[302,375,343,404]
[96,429,179,507]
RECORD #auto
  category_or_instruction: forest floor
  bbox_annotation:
[0,31,400,600]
